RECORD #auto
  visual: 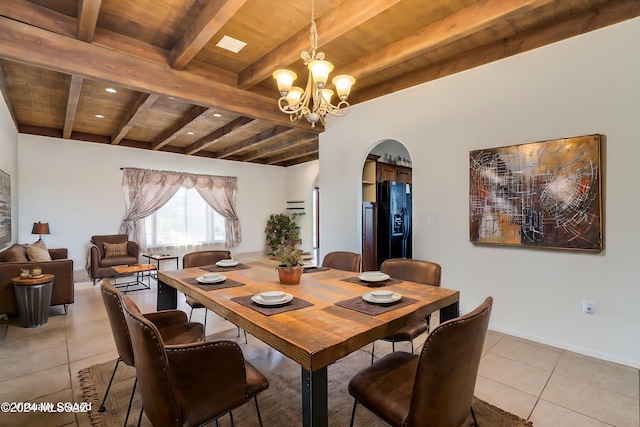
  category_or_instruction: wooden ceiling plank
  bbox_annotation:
[0,0,77,38]
[240,131,317,162]
[63,75,84,139]
[111,93,159,145]
[0,17,319,131]
[238,0,400,89]
[152,105,210,150]
[185,116,255,154]
[77,0,102,42]
[171,0,248,70]
[342,0,555,80]
[0,63,19,130]
[352,0,640,104]
[216,125,293,159]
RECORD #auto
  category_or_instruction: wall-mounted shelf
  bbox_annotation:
[286,201,305,210]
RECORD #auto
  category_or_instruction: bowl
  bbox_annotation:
[202,273,223,280]
[371,290,394,300]
[260,291,286,301]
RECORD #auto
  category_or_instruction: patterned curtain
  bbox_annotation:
[119,168,242,249]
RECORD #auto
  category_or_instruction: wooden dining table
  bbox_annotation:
[157,260,460,427]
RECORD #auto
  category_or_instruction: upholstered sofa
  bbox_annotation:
[0,243,74,315]
[88,234,140,285]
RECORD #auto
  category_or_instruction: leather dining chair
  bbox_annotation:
[348,297,493,427]
[321,251,362,272]
[182,250,247,342]
[99,280,205,426]
[121,294,270,427]
[182,250,231,326]
[371,258,441,363]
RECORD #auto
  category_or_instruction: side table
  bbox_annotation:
[12,273,55,328]
[142,254,179,279]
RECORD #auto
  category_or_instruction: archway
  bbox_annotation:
[361,140,413,271]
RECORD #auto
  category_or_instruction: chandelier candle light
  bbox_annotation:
[272,0,355,127]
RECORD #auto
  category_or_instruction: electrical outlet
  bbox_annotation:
[583,299,596,314]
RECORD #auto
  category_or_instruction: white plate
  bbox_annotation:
[362,292,402,304]
[251,293,293,306]
[196,274,226,284]
[216,259,239,267]
[359,271,390,282]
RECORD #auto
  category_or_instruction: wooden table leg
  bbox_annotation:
[440,300,460,322]
[157,279,177,311]
[302,367,328,427]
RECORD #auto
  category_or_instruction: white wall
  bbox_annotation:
[284,160,319,254]
[320,17,640,368]
[17,135,290,266]
[0,94,18,249]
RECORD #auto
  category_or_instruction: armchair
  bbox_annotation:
[88,234,140,285]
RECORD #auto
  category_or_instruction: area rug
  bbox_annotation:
[79,330,533,427]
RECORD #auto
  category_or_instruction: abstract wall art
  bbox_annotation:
[469,135,603,251]
[0,168,11,248]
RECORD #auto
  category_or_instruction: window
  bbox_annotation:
[145,187,225,248]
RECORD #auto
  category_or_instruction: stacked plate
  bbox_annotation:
[251,291,293,306]
[359,271,390,282]
[196,273,226,284]
[362,289,402,304]
[216,259,239,267]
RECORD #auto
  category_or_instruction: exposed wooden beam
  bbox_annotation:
[238,0,400,89]
[111,93,159,145]
[215,125,292,159]
[264,141,320,165]
[0,0,77,38]
[185,116,255,155]
[77,0,102,42]
[171,0,247,69]
[63,75,83,139]
[351,0,640,104]
[0,16,319,131]
[152,106,210,150]
[0,1,238,86]
[0,63,19,130]
[341,0,555,80]
[240,131,317,162]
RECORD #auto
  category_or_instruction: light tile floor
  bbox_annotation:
[0,279,638,427]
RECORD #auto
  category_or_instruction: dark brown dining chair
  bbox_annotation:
[99,280,205,426]
[349,297,493,427]
[371,258,441,363]
[182,250,247,342]
[121,294,269,427]
[182,250,231,326]
[321,251,362,272]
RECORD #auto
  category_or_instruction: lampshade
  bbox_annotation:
[32,222,50,236]
[309,59,334,89]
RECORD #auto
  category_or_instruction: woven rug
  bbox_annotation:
[79,329,533,427]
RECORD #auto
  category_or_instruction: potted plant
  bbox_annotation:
[265,213,304,257]
[273,240,304,285]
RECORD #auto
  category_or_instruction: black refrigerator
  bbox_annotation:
[377,180,412,267]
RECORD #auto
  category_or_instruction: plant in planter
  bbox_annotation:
[265,212,304,256]
[273,240,304,285]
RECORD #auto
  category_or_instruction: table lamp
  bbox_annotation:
[32,222,50,241]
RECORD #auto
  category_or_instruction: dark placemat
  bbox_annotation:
[302,266,330,273]
[183,276,246,291]
[335,295,419,316]
[341,276,403,287]
[231,294,313,316]
[200,263,250,273]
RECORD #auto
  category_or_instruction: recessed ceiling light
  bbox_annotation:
[167,96,175,100]
[213,113,222,118]
[187,132,194,135]
[105,88,117,93]
[216,35,246,53]
[95,114,104,119]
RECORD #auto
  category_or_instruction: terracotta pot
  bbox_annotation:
[278,265,303,285]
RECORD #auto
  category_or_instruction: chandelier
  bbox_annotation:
[272,0,355,127]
